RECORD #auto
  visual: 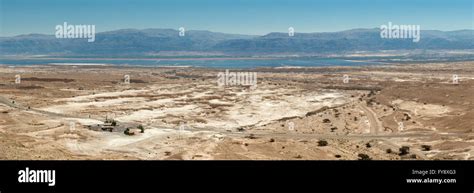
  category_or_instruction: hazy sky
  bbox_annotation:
[1,0,472,36]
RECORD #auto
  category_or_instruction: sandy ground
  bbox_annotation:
[0,61,473,160]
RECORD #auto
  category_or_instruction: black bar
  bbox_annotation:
[0,161,472,193]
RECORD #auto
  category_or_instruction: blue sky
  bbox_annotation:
[0,0,472,36]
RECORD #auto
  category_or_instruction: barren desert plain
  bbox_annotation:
[0,61,473,160]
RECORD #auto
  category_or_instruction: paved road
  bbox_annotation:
[357,104,383,135]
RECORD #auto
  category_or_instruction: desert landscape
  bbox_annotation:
[0,61,473,160]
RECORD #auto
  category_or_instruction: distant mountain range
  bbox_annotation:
[1,28,473,56]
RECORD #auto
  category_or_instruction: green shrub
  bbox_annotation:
[421,145,431,151]
[358,153,371,160]
[317,140,328,146]
[399,146,410,156]
[138,125,144,133]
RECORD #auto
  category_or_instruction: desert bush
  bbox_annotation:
[318,140,328,146]
[421,145,431,151]
[358,153,371,160]
[124,128,134,136]
[244,134,257,139]
[399,146,410,156]
[138,125,144,133]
